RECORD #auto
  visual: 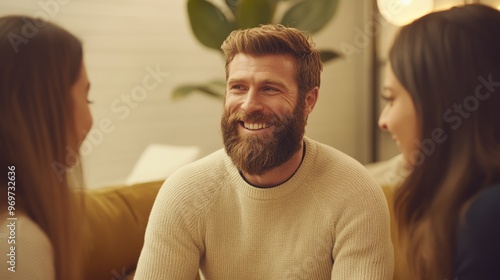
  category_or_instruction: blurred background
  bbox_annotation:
[2,0,499,188]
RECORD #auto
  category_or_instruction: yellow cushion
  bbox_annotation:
[381,185,411,280]
[81,180,163,280]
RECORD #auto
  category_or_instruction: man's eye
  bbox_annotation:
[263,87,279,92]
[231,85,244,90]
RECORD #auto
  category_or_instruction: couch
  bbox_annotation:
[83,156,410,280]
[81,180,163,280]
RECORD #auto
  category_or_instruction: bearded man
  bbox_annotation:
[135,24,393,280]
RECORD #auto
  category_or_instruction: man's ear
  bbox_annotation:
[304,87,319,115]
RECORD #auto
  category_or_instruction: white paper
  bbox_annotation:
[125,144,200,185]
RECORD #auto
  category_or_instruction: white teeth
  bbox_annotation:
[243,122,269,130]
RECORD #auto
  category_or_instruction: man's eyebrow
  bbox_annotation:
[262,79,286,87]
[227,78,245,84]
[226,78,288,89]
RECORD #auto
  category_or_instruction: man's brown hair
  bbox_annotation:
[221,24,322,98]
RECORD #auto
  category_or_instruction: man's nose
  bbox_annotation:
[240,89,264,113]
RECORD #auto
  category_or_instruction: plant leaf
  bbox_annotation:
[280,0,339,34]
[187,0,237,51]
[319,49,342,63]
[236,0,276,29]
[172,80,226,100]
[225,0,240,14]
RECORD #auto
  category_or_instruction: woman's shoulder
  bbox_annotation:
[459,183,500,241]
[0,212,55,279]
[468,183,500,219]
[454,184,500,278]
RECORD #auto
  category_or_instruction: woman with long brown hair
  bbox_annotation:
[0,16,91,280]
[378,4,500,279]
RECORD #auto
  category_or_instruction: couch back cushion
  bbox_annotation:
[81,180,163,280]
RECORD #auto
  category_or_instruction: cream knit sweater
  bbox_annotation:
[135,137,393,279]
[0,213,54,279]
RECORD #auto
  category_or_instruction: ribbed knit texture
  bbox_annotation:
[135,137,394,279]
[0,213,54,280]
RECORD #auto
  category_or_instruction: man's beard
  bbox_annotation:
[221,98,307,176]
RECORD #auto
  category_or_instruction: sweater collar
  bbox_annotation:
[224,136,317,200]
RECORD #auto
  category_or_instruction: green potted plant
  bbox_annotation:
[173,0,341,99]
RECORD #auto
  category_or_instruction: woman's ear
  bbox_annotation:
[304,87,319,115]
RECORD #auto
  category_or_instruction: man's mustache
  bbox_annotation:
[227,111,282,126]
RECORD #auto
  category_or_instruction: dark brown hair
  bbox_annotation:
[221,24,322,98]
[389,4,500,279]
[0,15,84,280]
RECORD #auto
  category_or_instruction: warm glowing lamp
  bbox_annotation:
[480,0,500,10]
[377,0,434,26]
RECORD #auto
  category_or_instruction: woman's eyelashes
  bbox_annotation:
[381,95,394,105]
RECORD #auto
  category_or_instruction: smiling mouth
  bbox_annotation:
[241,122,271,131]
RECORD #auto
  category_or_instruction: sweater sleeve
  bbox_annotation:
[0,214,55,280]
[330,181,394,280]
[453,185,500,280]
[134,175,205,280]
